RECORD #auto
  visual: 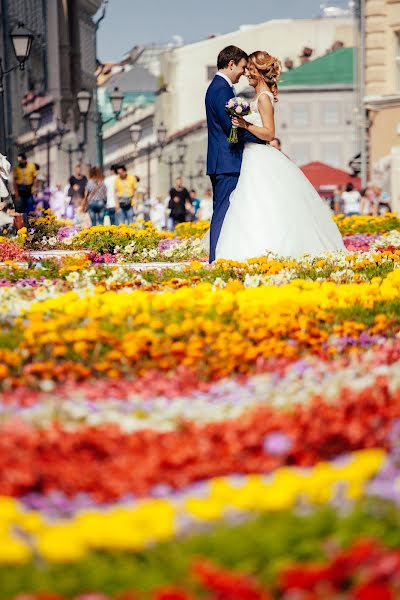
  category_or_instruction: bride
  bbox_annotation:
[215,50,346,261]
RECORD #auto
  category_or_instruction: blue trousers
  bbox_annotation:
[209,173,239,262]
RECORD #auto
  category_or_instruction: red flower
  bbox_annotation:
[352,582,394,600]
[192,559,272,600]
[153,589,194,600]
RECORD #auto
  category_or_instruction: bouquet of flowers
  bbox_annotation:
[225,97,251,143]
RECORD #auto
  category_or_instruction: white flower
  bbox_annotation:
[212,277,227,289]
[66,272,80,284]
[236,106,243,114]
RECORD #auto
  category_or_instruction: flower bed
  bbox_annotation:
[1,214,400,597]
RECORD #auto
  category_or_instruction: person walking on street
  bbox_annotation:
[114,165,137,224]
[69,164,88,213]
[104,164,119,225]
[13,153,37,226]
[190,189,201,219]
[85,167,107,226]
[341,183,361,216]
[168,176,191,228]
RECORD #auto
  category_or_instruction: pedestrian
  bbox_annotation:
[333,185,345,214]
[190,189,201,219]
[360,186,375,215]
[69,163,88,211]
[198,188,213,221]
[13,153,37,226]
[114,165,137,224]
[104,164,119,225]
[341,183,361,216]
[150,196,166,230]
[74,197,91,229]
[168,176,190,228]
[85,166,107,227]
[374,186,391,214]
[49,184,67,219]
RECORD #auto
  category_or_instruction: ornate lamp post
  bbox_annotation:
[76,89,92,160]
[130,121,168,198]
[189,155,206,188]
[0,22,35,153]
[97,86,124,171]
[28,112,68,186]
[162,139,188,189]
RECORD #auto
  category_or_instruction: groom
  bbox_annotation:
[205,45,266,262]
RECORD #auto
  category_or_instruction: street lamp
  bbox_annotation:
[76,89,92,158]
[76,90,92,116]
[28,112,41,135]
[129,123,142,146]
[28,113,68,186]
[0,22,35,153]
[189,155,206,188]
[157,122,168,146]
[96,87,125,170]
[177,140,188,163]
[161,137,188,188]
[129,122,169,198]
[10,22,34,69]
[110,87,124,118]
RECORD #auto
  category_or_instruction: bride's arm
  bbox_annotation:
[232,95,275,142]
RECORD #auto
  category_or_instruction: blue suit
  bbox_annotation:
[205,74,265,262]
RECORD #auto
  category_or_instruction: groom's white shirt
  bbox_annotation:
[216,71,235,92]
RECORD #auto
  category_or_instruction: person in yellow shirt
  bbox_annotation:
[114,165,137,224]
[13,153,37,225]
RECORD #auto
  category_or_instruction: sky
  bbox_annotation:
[97,0,341,62]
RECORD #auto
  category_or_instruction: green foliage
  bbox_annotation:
[0,500,398,598]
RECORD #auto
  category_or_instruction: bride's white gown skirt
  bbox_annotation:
[215,143,346,261]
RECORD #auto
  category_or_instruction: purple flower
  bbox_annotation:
[57,225,77,240]
[263,432,293,455]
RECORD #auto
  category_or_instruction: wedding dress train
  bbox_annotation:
[215,91,346,261]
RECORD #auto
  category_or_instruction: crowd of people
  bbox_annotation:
[0,152,393,234]
[0,154,215,232]
[330,183,391,216]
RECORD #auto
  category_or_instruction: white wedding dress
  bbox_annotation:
[215,91,346,261]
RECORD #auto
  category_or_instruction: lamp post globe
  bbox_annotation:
[10,22,34,69]
[129,123,142,146]
[196,155,205,175]
[77,90,92,116]
[110,87,124,117]
[177,139,187,163]
[29,112,41,134]
[157,122,167,146]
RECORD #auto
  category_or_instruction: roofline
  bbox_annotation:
[168,16,354,53]
[364,94,400,108]
[280,83,354,92]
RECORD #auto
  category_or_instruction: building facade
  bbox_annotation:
[277,48,359,170]
[364,0,400,208]
[0,0,102,184]
[156,16,355,136]
[148,16,355,196]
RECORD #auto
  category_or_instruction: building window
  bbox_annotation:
[395,32,400,91]
[207,65,217,81]
[321,142,342,168]
[291,143,311,166]
[322,103,340,126]
[291,104,310,127]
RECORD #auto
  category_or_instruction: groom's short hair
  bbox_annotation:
[217,46,248,70]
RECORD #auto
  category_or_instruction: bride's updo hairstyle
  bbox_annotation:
[248,51,282,102]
